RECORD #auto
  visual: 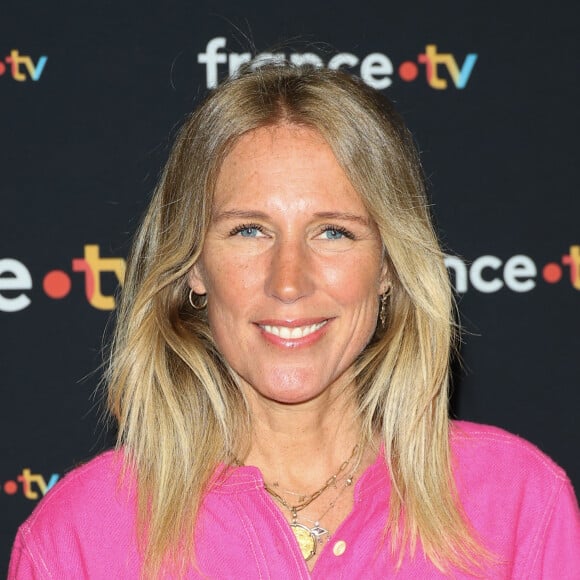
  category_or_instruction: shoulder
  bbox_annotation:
[449,420,571,503]
[450,420,569,484]
[10,449,139,578]
[24,449,133,530]
[449,421,580,577]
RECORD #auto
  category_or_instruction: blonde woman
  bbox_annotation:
[10,64,580,578]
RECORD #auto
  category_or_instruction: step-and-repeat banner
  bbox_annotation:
[1,2,578,572]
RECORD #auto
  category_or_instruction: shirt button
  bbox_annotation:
[333,540,347,556]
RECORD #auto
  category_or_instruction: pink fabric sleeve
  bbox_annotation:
[8,529,45,579]
[530,475,580,579]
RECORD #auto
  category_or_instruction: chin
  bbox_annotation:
[265,390,322,405]
[249,377,326,406]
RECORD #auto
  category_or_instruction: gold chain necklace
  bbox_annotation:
[264,444,361,561]
[299,474,355,542]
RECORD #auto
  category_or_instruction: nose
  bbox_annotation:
[265,239,315,303]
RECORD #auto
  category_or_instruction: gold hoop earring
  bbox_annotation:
[379,288,390,327]
[188,288,208,310]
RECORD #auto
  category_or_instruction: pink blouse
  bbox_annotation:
[9,421,580,578]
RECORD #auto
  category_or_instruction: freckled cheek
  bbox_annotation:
[321,259,382,304]
[229,258,262,291]
[206,258,261,309]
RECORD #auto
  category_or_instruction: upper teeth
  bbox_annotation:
[262,321,327,339]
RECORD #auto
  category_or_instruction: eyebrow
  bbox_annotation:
[314,211,371,226]
[213,210,270,222]
[213,209,371,226]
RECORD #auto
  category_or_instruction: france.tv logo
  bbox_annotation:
[0,244,126,312]
[197,37,478,91]
[0,49,47,81]
[3,468,60,500]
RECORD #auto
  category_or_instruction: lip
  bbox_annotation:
[255,318,331,348]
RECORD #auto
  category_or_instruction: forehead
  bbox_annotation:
[212,124,368,214]
[219,124,330,171]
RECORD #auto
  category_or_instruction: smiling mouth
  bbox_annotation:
[260,321,328,340]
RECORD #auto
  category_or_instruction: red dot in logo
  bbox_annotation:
[542,263,562,284]
[4,480,18,495]
[398,61,419,82]
[0,62,5,76]
[43,270,72,299]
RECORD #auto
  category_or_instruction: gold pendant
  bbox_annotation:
[290,522,317,561]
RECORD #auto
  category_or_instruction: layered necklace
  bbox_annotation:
[264,444,362,561]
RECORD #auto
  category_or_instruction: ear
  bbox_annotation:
[379,260,391,295]
[188,262,208,295]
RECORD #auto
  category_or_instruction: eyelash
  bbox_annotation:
[229,223,264,236]
[319,225,355,240]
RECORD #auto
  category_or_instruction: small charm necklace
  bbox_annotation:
[264,444,362,561]
[290,469,356,560]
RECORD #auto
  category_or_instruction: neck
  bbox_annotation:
[240,383,362,491]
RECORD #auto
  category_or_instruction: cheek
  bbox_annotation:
[204,257,260,318]
[322,257,382,303]
[204,254,251,290]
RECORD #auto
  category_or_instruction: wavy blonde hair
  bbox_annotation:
[107,63,487,576]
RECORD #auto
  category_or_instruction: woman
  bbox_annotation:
[9,63,580,578]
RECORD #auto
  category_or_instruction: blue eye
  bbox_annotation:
[324,229,344,239]
[239,227,259,237]
[321,226,353,240]
[230,224,264,238]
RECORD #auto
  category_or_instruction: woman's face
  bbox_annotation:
[190,124,388,405]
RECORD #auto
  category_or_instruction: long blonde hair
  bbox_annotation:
[107,63,486,575]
